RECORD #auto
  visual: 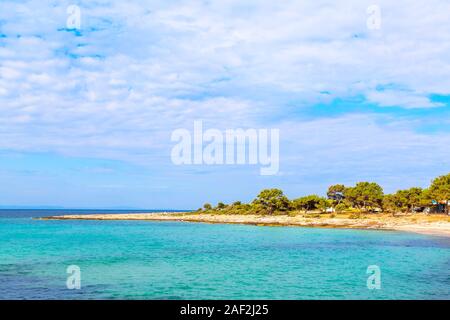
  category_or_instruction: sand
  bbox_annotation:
[39,212,450,238]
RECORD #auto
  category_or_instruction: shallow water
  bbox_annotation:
[1,210,449,299]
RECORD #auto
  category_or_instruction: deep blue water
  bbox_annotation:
[0,210,449,299]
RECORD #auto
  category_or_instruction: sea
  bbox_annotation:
[0,209,449,299]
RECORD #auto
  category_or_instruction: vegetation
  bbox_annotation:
[292,195,328,212]
[383,187,425,213]
[197,173,450,216]
[335,202,349,213]
[216,202,227,209]
[344,182,384,211]
[252,188,290,214]
[429,174,450,200]
[327,184,345,206]
[203,203,212,210]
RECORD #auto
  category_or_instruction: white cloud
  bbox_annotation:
[277,114,450,194]
[0,0,449,170]
[366,90,444,109]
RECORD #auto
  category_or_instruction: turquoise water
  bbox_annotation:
[0,210,449,299]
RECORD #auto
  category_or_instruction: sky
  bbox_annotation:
[1,0,450,209]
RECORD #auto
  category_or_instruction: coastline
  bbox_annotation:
[39,212,450,238]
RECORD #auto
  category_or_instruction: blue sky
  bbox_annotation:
[1,0,450,209]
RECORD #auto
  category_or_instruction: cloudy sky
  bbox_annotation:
[1,0,450,209]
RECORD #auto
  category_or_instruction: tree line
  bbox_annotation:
[198,173,450,215]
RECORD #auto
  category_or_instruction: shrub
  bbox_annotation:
[292,195,328,212]
[203,203,212,210]
[335,203,348,213]
[216,202,227,209]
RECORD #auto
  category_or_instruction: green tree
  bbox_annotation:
[419,188,432,206]
[344,182,384,211]
[203,203,212,210]
[328,184,346,193]
[327,184,346,206]
[400,187,423,211]
[383,193,401,213]
[383,187,426,214]
[292,195,328,212]
[319,198,332,212]
[216,202,226,209]
[429,173,450,201]
[252,189,290,214]
[335,202,349,213]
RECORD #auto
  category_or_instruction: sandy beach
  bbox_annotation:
[39,212,450,237]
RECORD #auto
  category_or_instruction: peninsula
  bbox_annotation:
[40,173,450,237]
